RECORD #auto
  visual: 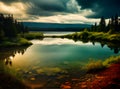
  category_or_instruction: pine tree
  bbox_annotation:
[99,16,106,32]
[115,14,119,32]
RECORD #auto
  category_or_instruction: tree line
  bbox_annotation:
[90,14,120,33]
[0,13,28,41]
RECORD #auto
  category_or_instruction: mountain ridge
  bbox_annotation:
[23,22,91,31]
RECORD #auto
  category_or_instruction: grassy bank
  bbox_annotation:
[19,32,44,40]
[0,60,30,89]
[0,38,32,47]
[63,31,120,43]
[85,55,120,72]
[0,32,44,47]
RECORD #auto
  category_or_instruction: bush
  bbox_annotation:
[80,31,89,39]
[18,38,32,46]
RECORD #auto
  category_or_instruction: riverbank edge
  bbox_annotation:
[45,31,120,46]
[0,38,32,47]
[0,32,44,47]
[61,55,120,89]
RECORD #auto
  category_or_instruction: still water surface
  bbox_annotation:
[0,32,120,88]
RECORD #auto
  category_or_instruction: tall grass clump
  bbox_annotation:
[85,55,120,72]
[103,56,120,67]
[85,59,104,72]
[0,60,29,89]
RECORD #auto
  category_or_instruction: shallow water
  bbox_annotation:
[0,32,120,88]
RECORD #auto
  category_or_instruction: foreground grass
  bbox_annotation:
[0,60,29,89]
[85,55,120,72]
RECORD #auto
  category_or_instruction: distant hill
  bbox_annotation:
[23,22,91,31]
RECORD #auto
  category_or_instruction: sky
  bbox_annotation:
[0,0,120,24]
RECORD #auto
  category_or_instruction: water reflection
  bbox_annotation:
[93,42,120,54]
[0,37,120,88]
[0,46,30,89]
[32,37,120,54]
[5,56,13,66]
[0,46,30,65]
[72,38,120,54]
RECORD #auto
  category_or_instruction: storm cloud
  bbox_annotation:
[1,0,119,18]
[26,0,85,16]
[76,0,120,18]
[0,0,119,23]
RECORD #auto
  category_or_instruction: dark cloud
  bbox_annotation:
[76,0,120,18]
[0,0,68,16]
[0,0,120,18]
[0,0,89,16]
[25,0,81,16]
[26,0,67,16]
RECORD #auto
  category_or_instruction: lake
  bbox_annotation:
[0,32,120,88]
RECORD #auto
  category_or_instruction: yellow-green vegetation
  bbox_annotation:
[18,38,32,45]
[85,59,104,72]
[103,56,120,67]
[64,30,120,43]
[19,32,44,40]
[0,60,29,89]
[0,38,32,47]
[85,55,120,72]
[0,32,44,47]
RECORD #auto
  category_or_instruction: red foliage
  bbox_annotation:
[61,63,120,89]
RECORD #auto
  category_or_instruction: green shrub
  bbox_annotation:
[18,38,32,46]
[80,31,89,39]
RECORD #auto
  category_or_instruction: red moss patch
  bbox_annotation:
[61,63,120,89]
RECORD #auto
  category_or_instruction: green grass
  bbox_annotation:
[63,31,120,43]
[19,32,44,40]
[0,60,29,89]
[85,55,120,72]
[0,32,43,47]
[85,59,105,72]
[0,38,32,47]
[18,38,32,46]
[103,56,120,67]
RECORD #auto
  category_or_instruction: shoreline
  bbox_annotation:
[0,38,32,47]
[1,31,120,47]
[45,31,120,43]
[61,63,120,89]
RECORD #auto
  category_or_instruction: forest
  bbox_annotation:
[90,14,120,33]
[0,13,43,47]
[0,13,28,41]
